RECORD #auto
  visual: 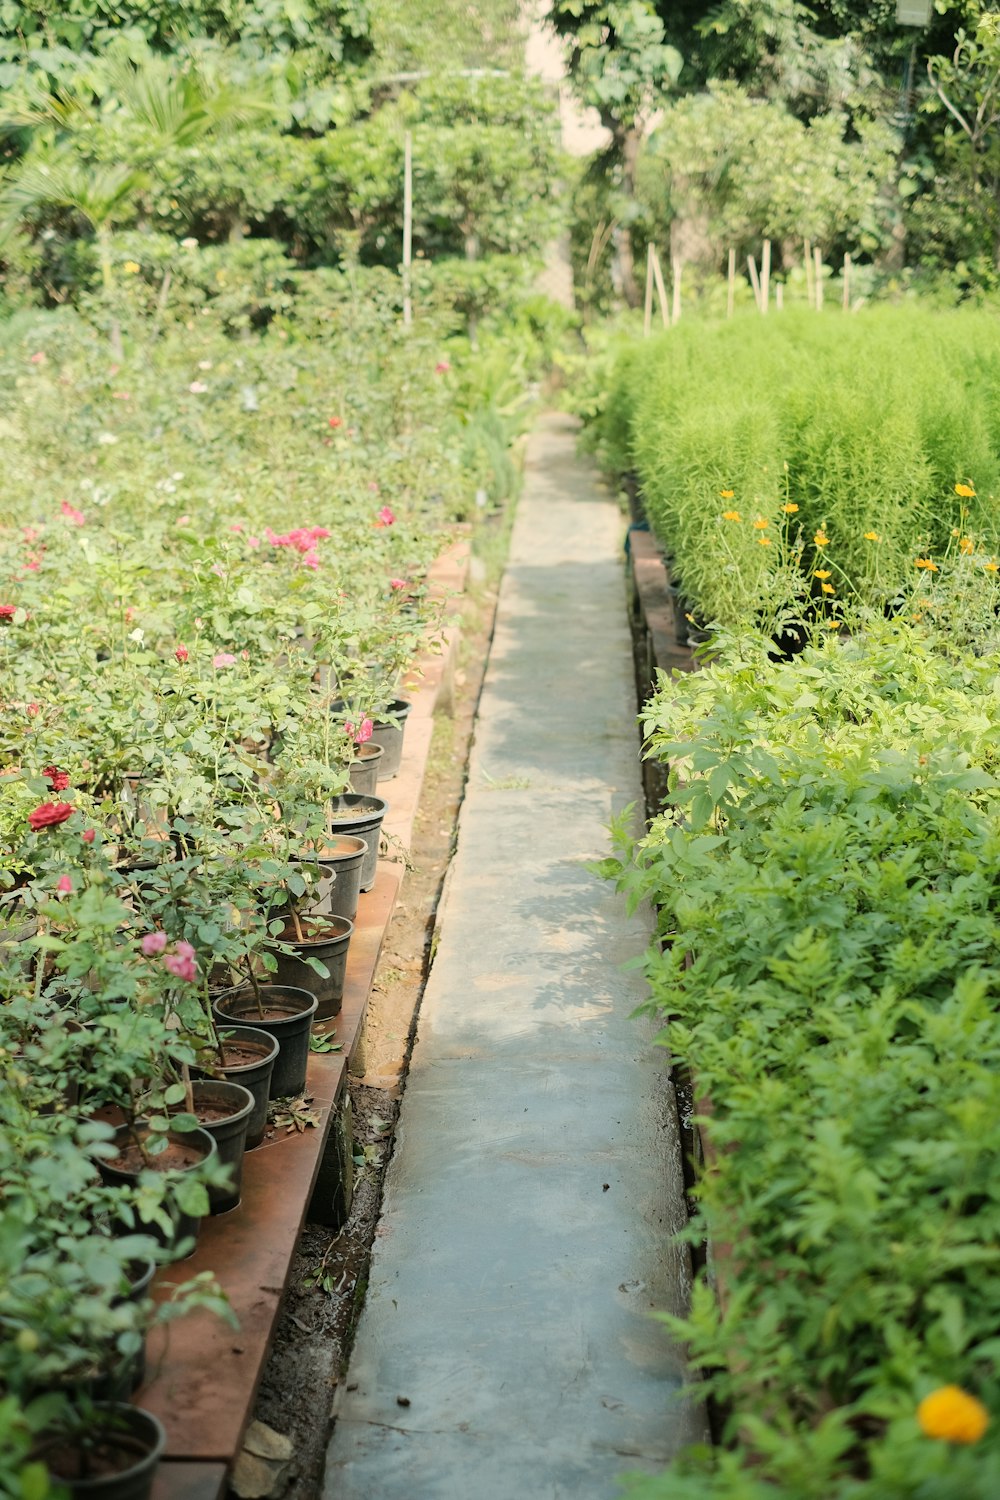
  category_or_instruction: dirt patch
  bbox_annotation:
[242,566,501,1500]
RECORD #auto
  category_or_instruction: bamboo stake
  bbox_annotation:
[671,256,682,324]
[651,246,670,327]
[643,243,654,337]
[813,247,824,310]
[747,253,762,310]
[760,238,771,315]
[804,238,813,307]
[727,247,736,318]
[776,283,784,311]
[842,252,852,311]
[402,130,413,327]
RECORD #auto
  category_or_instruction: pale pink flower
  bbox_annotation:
[163,941,197,982]
[247,536,260,549]
[434,360,451,374]
[211,563,226,578]
[56,875,73,894]
[213,652,236,669]
[389,578,407,591]
[60,500,85,526]
[29,351,46,365]
[346,717,374,745]
[142,931,168,956]
[188,381,208,395]
[302,550,320,569]
[376,506,395,527]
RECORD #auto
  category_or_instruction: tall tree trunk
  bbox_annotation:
[616,124,642,307]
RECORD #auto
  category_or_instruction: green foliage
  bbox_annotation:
[638,83,900,263]
[612,626,1000,1496]
[596,306,1000,627]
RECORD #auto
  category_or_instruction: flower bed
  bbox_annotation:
[600,320,1000,1496]
[598,308,1000,643]
[0,302,508,1497]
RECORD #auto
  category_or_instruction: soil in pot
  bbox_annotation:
[99,1124,216,1258]
[195,1025,277,1149]
[37,1404,165,1500]
[212,987,318,1098]
[269,916,353,1022]
[325,795,387,892]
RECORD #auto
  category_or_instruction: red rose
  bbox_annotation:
[0,605,14,620]
[43,765,71,792]
[328,416,342,428]
[82,829,96,843]
[28,801,74,831]
[175,645,189,663]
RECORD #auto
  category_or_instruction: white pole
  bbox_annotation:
[671,256,682,324]
[643,243,654,337]
[651,247,670,327]
[403,131,413,326]
[727,247,735,318]
[761,238,771,315]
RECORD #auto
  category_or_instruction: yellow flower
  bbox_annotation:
[814,531,829,547]
[826,620,841,630]
[782,503,799,514]
[864,531,880,542]
[757,536,772,547]
[123,260,141,275]
[719,489,735,499]
[951,528,962,537]
[985,561,999,573]
[821,582,835,594]
[753,517,769,530]
[959,537,974,554]
[955,483,976,498]
[722,510,742,522]
[814,569,832,580]
[917,1386,989,1445]
[915,558,939,572]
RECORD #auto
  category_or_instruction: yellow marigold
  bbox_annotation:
[722,510,742,522]
[864,531,880,542]
[826,620,841,630]
[720,489,735,499]
[918,1386,989,1445]
[814,531,829,547]
[955,483,977,499]
[753,517,769,530]
[915,558,939,572]
[985,561,999,573]
[821,582,835,594]
[814,569,832,580]
[123,261,141,275]
[757,536,772,547]
[782,503,799,514]
[959,537,974,554]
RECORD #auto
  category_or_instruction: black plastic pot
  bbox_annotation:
[194,1025,278,1150]
[368,698,412,779]
[348,741,385,795]
[212,986,318,1098]
[313,834,367,922]
[189,1080,255,1214]
[98,1125,216,1258]
[268,917,354,1021]
[35,1403,165,1500]
[92,1260,156,1401]
[325,794,388,892]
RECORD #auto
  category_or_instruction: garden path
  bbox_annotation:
[321,415,701,1499]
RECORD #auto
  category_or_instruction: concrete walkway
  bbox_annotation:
[322,416,701,1499]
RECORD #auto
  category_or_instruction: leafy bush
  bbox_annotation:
[596,306,1000,627]
[607,625,1000,1497]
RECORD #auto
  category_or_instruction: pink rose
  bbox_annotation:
[346,717,373,745]
[175,645,189,663]
[60,501,85,526]
[213,652,236,668]
[141,931,168,956]
[82,829,95,844]
[434,360,451,374]
[56,875,73,894]
[375,506,395,528]
[163,941,197,982]
[389,578,407,591]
